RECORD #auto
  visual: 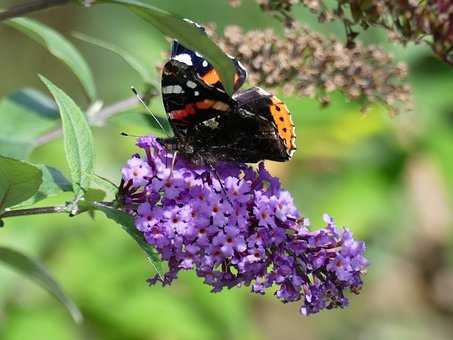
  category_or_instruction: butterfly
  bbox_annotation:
[158,22,296,165]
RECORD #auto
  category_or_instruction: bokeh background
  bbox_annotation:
[1,0,453,339]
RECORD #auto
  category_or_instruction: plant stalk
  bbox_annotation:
[0,200,115,221]
[0,205,67,219]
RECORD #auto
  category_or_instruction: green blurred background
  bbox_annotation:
[1,0,453,339]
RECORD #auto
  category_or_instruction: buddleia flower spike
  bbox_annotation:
[119,136,368,315]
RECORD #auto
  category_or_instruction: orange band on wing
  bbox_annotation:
[195,100,230,111]
[201,68,242,90]
[201,69,221,85]
[195,99,215,109]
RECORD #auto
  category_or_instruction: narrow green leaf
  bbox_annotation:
[39,76,95,197]
[94,203,162,275]
[0,156,42,212]
[0,88,59,159]
[73,32,154,84]
[0,246,82,324]
[19,165,72,206]
[97,0,236,95]
[7,17,97,101]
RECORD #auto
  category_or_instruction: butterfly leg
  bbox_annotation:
[207,162,233,207]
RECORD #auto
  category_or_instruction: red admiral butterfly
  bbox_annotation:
[158,22,296,165]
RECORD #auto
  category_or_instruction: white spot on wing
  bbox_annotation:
[173,53,193,65]
[202,60,208,67]
[162,85,184,94]
[172,85,184,94]
[186,80,197,89]
[194,91,200,96]
[162,86,172,94]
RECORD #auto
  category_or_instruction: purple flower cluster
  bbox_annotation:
[120,136,368,315]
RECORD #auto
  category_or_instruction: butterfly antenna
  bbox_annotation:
[121,132,140,137]
[131,86,169,138]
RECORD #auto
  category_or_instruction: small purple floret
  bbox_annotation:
[120,136,368,315]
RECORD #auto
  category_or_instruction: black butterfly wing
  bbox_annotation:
[161,59,235,137]
[196,87,295,163]
[161,20,295,163]
[170,22,247,93]
[173,87,293,163]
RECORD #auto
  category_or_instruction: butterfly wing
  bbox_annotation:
[172,41,247,93]
[175,87,296,163]
[161,20,295,163]
[161,59,235,137]
[170,21,247,92]
[230,87,296,161]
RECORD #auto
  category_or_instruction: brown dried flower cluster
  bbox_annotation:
[214,24,411,114]
[230,0,453,65]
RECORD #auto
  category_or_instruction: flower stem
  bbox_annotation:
[0,0,70,22]
[0,200,116,222]
[0,205,67,219]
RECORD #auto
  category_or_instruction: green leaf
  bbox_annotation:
[0,88,59,159]
[0,156,42,213]
[90,174,118,197]
[39,76,95,198]
[93,203,162,275]
[20,166,72,206]
[0,246,82,324]
[38,165,73,195]
[97,0,236,95]
[73,32,154,84]
[7,17,96,101]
